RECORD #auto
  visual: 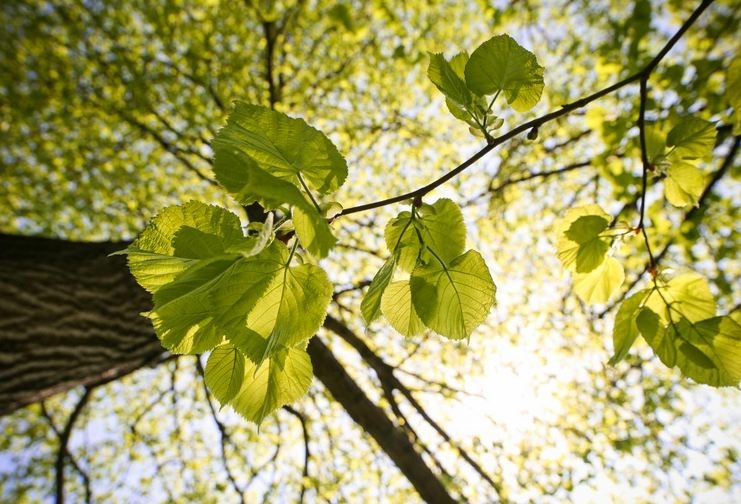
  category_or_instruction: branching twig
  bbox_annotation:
[54,387,93,504]
[338,0,715,217]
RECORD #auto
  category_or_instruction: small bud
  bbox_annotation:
[527,126,539,140]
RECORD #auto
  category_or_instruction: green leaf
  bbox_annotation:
[149,257,235,354]
[573,257,625,304]
[384,211,419,272]
[410,250,496,340]
[293,206,336,258]
[666,117,716,160]
[361,255,397,324]
[687,316,741,386]
[644,125,667,165]
[428,52,472,108]
[664,162,705,207]
[121,201,245,293]
[208,243,288,340]
[464,34,544,111]
[636,307,674,365]
[385,199,467,272]
[228,244,332,364]
[555,204,612,273]
[609,289,651,365]
[229,346,313,425]
[564,215,611,273]
[213,103,347,198]
[644,272,716,324]
[381,281,425,337]
[205,343,245,405]
[640,313,741,387]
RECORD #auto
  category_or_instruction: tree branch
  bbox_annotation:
[55,387,93,504]
[338,0,715,217]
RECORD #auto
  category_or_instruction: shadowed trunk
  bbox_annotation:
[0,234,163,415]
[0,232,456,503]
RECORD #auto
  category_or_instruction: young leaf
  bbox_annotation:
[381,281,425,337]
[361,255,397,324]
[205,343,246,405]
[573,256,625,304]
[148,257,236,354]
[609,289,651,365]
[229,346,313,425]
[464,34,544,111]
[121,201,245,293]
[213,102,347,197]
[428,52,473,108]
[664,162,704,207]
[555,204,612,273]
[410,250,496,340]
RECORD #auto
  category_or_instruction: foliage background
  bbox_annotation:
[0,0,739,502]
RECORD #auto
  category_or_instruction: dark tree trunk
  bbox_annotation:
[0,233,163,415]
[0,232,456,503]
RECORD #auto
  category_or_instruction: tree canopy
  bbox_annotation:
[1,0,739,502]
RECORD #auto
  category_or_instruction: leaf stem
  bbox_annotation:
[297,172,323,213]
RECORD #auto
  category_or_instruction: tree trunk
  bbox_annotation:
[0,232,456,503]
[0,233,164,415]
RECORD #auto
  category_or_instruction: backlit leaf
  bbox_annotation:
[381,281,425,337]
[573,256,625,304]
[213,102,347,198]
[464,34,544,111]
[229,346,313,425]
[410,250,496,340]
[205,343,245,405]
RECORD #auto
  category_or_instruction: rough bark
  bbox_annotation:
[0,232,455,503]
[0,233,163,415]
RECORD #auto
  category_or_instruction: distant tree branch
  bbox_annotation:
[54,387,93,504]
[195,359,246,504]
[283,405,311,503]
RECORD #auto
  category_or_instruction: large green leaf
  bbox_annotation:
[555,204,612,273]
[644,272,716,324]
[464,34,544,111]
[120,201,246,293]
[381,281,425,337]
[573,256,625,304]
[361,254,397,324]
[664,162,704,208]
[410,250,496,340]
[687,316,741,386]
[205,343,246,405]
[228,244,332,364]
[638,311,741,387]
[609,289,651,365]
[148,257,235,354]
[213,102,347,198]
[229,346,313,425]
[666,117,716,160]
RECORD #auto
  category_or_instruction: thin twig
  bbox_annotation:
[55,387,93,504]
